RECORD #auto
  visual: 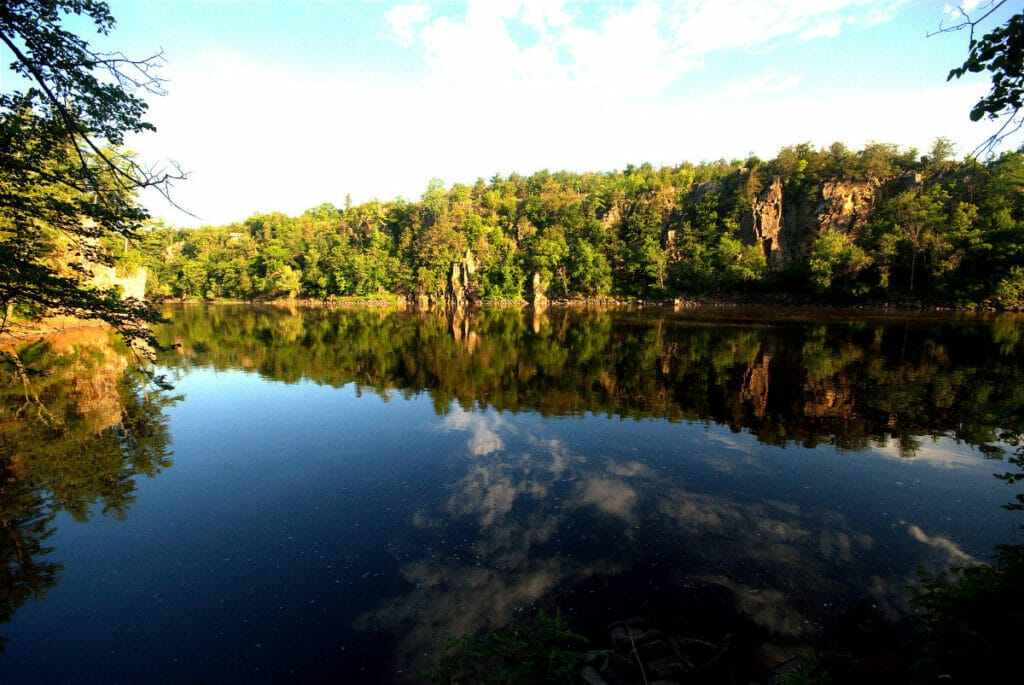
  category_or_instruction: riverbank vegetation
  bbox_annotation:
[128,141,1024,309]
[0,0,179,346]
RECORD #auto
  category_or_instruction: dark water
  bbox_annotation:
[2,305,1023,682]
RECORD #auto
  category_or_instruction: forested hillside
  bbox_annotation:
[120,140,1024,308]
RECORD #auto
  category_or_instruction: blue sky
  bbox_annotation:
[28,1,1024,226]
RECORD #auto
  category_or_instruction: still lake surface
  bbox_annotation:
[2,304,1023,682]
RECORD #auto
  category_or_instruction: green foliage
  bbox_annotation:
[995,265,1024,304]
[947,6,1024,150]
[0,0,177,344]
[808,230,872,295]
[776,656,832,685]
[716,235,767,290]
[157,305,1024,452]
[428,610,587,684]
[129,142,1024,309]
[867,185,964,295]
[913,535,1024,684]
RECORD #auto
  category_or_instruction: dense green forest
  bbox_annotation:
[117,140,1024,308]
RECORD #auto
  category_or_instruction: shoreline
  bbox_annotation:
[157,294,1024,315]
[4,296,1021,347]
[0,316,115,350]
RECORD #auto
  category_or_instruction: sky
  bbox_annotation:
[7,0,1021,227]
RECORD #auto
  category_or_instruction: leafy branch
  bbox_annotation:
[936,1,1024,155]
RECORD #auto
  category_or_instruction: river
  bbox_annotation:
[1,304,1021,682]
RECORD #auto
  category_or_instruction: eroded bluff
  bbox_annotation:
[739,173,922,269]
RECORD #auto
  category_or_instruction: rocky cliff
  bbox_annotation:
[739,178,786,269]
[447,249,477,309]
[90,264,148,300]
[738,173,920,270]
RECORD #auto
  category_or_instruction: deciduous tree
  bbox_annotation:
[0,0,181,344]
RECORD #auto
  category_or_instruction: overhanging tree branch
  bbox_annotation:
[0,27,184,207]
[935,1,1024,156]
[0,0,186,348]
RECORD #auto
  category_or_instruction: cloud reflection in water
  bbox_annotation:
[357,406,984,678]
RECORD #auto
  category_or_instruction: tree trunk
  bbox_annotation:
[910,248,917,293]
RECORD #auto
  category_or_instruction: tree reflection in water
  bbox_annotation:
[157,304,1024,456]
[0,328,176,648]
[153,304,1023,679]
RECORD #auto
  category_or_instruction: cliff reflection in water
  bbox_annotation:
[159,304,1024,456]
[149,305,1024,677]
[1,305,1018,682]
[0,329,175,646]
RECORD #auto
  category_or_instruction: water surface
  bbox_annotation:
[1,305,1022,682]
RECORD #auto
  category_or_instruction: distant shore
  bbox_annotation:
[4,295,1020,348]
[157,294,1023,314]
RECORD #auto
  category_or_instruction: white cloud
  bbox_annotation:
[131,49,449,225]
[518,0,575,32]
[129,0,1011,228]
[386,2,430,46]
[871,435,1004,469]
[441,408,508,456]
[944,1,985,20]
[134,46,998,228]
[902,521,976,564]
[389,0,900,100]
[578,476,639,521]
[708,71,804,101]
[800,17,845,41]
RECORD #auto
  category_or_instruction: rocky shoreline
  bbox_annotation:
[156,294,1023,314]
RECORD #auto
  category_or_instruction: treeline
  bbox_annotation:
[119,140,1024,306]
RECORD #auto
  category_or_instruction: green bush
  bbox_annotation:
[428,610,588,684]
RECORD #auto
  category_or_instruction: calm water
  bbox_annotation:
[2,304,1023,682]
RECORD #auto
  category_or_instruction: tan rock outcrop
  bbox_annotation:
[90,264,148,300]
[448,249,477,309]
[815,180,881,238]
[741,177,886,269]
[529,272,548,310]
[740,177,785,269]
[49,327,128,433]
[741,351,771,419]
[803,376,855,420]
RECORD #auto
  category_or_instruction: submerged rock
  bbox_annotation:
[585,617,733,684]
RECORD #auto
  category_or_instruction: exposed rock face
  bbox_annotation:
[815,180,881,238]
[73,234,148,301]
[803,375,855,420]
[448,249,477,309]
[600,204,621,232]
[886,171,924,195]
[449,309,479,353]
[529,305,548,335]
[741,177,890,270]
[529,272,549,310]
[90,264,147,300]
[740,178,785,269]
[692,178,721,203]
[50,327,128,433]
